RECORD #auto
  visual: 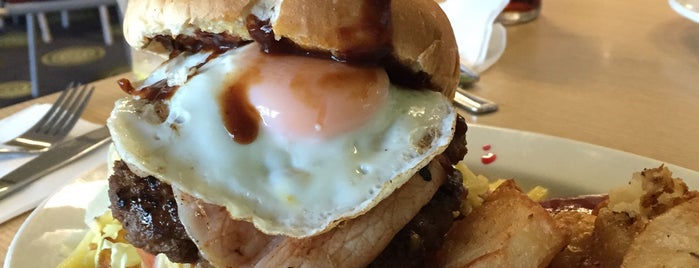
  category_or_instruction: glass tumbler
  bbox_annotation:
[498,0,541,25]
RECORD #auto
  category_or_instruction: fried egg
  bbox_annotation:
[108,44,456,238]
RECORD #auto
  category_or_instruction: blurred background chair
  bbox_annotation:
[3,0,115,44]
[0,0,120,98]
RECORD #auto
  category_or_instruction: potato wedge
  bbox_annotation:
[437,180,569,268]
[621,197,699,267]
[548,210,596,267]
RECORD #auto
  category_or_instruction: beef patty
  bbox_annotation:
[108,161,200,263]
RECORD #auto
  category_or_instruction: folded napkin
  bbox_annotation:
[0,104,110,224]
[439,0,509,72]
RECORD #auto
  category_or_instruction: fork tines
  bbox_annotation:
[34,83,95,136]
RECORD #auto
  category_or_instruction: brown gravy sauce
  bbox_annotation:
[540,194,608,215]
[152,30,250,57]
[118,78,179,101]
[219,60,263,145]
[119,0,436,144]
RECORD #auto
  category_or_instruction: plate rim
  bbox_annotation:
[669,0,699,23]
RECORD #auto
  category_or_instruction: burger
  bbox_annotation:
[98,0,468,266]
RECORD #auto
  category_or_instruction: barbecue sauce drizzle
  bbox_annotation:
[117,0,439,144]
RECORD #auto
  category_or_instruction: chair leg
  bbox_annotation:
[37,12,52,43]
[61,10,70,28]
[98,5,113,45]
[26,14,40,97]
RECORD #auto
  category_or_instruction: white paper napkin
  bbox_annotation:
[0,104,110,224]
[439,0,509,72]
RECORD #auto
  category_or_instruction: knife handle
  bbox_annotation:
[0,126,111,200]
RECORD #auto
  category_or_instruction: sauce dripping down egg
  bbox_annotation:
[219,44,390,143]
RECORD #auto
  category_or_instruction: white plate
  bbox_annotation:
[5,166,108,267]
[6,124,699,267]
[669,0,699,23]
[464,125,698,196]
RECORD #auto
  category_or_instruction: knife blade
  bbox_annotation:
[454,88,498,114]
[0,125,111,200]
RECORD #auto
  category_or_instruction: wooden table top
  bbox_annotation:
[2,0,699,264]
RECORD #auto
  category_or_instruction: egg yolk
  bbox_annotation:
[241,46,390,140]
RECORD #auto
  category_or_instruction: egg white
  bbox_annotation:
[108,47,457,237]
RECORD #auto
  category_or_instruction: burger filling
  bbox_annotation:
[107,116,468,265]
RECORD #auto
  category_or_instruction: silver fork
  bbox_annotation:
[0,83,95,155]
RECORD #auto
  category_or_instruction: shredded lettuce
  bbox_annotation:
[58,206,192,268]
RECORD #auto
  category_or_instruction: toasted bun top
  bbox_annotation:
[123,0,459,98]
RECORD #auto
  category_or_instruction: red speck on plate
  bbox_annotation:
[482,144,491,151]
[481,152,497,164]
